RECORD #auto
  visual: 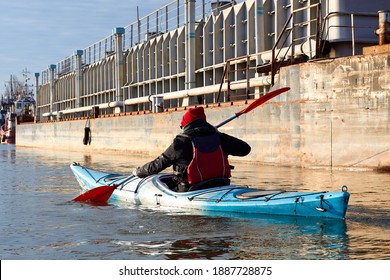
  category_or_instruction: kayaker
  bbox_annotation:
[132,107,251,192]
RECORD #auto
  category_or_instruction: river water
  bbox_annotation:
[0,144,389,260]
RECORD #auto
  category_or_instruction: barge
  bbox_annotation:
[15,0,390,170]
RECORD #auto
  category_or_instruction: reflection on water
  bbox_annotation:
[0,144,389,259]
[158,215,349,260]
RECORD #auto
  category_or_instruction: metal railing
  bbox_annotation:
[270,3,321,85]
[217,2,322,98]
[40,0,238,82]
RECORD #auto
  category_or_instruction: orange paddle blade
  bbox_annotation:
[215,87,290,128]
[72,185,117,203]
[236,87,290,117]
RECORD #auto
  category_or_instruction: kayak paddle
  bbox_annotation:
[72,184,119,203]
[215,87,290,128]
[73,87,290,203]
[72,175,135,202]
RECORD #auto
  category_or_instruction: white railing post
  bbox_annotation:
[49,64,56,120]
[114,27,125,113]
[183,0,196,106]
[34,72,40,121]
[75,50,83,109]
[255,0,265,97]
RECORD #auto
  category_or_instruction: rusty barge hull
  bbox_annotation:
[16,50,390,170]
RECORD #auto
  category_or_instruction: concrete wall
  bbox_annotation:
[17,50,390,170]
[276,47,390,170]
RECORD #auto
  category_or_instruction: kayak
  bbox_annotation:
[70,163,350,219]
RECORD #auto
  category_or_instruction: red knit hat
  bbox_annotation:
[180,107,206,128]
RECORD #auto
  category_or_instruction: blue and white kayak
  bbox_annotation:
[70,163,350,219]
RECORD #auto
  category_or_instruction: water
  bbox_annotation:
[1,144,389,260]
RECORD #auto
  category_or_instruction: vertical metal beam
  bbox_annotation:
[377,10,390,45]
[156,10,159,34]
[165,6,169,33]
[114,27,125,112]
[255,1,265,66]
[183,0,196,106]
[315,2,322,58]
[74,50,83,109]
[202,0,205,20]
[49,64,56,119]
[350,14,355,56]
[34,72,40,121]
[254,0,265,96]
[131,24,133,47]
[177,0,180,28]
[147,15,150,40]
[185,0,196,90]
[137,7,141,44]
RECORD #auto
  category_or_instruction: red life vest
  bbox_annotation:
[186,133,231,185]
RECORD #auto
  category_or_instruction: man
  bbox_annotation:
[132,107,251,192]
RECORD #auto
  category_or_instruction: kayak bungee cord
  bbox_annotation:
[187,187,244,202]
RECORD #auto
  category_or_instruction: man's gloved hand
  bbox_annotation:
[132,168,139,177]
[132,167,149,178]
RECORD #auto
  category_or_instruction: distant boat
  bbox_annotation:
[14,97,35,124]
[0,112,16,144]
[1,70,36,144]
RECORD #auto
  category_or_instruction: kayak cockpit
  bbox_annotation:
[155,174,285,199]
[156,174,177,191]
[156,174,232,193]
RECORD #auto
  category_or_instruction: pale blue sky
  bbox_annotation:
[0,0,168,96]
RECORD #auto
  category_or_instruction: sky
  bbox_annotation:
[0,0,168,96]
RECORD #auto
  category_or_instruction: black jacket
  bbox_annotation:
[134,120,251,189]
